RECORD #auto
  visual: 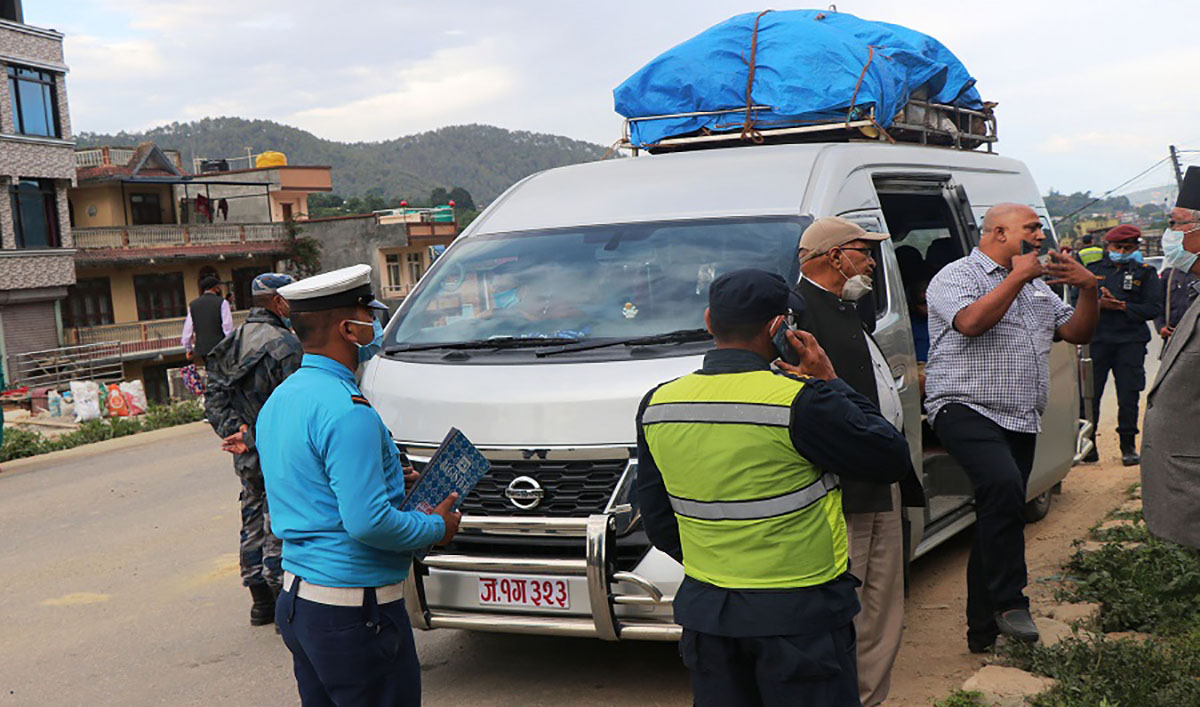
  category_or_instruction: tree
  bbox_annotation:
[448,186,475,211]
[429,187,450,206]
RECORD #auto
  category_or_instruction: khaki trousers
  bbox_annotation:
[846,484,904,707]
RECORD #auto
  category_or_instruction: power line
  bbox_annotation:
[1053,157,1171,227]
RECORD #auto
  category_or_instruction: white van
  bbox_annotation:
[361,141,1088,642]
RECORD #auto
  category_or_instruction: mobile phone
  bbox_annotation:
[773,323,800,365]
[1021,239,1053,267]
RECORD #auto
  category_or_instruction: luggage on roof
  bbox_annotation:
[613,9,995,152]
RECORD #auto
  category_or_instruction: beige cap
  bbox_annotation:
[799,217,889,263]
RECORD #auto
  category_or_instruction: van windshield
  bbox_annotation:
[386,217,808,349]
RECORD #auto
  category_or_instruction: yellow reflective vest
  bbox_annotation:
[641,369,848,589]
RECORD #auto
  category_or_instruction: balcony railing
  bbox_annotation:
[75,146,182,169]
[65,311,250,355]
[73,223,288,250]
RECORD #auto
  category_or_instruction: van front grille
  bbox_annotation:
[449,458,628,517]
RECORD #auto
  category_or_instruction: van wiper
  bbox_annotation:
[387,336,581,353]
[536,328,712,357]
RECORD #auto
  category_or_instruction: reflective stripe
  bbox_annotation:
[668,472,840,521]
[642,402,791,427]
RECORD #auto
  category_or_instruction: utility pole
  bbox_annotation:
[1169,145,1185,190]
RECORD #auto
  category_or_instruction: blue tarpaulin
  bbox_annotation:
[614,9,984,148]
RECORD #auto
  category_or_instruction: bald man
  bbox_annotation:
[924,203,1097,652]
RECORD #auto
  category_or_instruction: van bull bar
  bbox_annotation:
[403,508,682,641]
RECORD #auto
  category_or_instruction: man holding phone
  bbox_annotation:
[925,204,1097,653]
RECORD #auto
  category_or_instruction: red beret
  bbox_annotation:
[1105,225,1141,243]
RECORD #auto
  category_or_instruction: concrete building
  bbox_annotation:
[181,163,332,223]
[311,206,458,310]
[0,2,76,386]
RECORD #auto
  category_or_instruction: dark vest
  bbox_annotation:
[793,278,889,513]
[189,292,225,358]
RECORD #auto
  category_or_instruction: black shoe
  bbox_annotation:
[1120,438,1140,466]
[249,583,278,626]
[968,635,997,653]
[1082,445,1099,463]
[995,608,1039,644]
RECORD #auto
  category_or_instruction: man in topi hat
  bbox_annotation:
[1142,167,1200,550]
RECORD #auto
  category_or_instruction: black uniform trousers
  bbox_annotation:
[681,623,860,707]
[933,404,1037,644]
[276,578,420,707]
[1090,341,1147,440]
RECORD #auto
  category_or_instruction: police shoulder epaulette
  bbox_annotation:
[350,395,372,407]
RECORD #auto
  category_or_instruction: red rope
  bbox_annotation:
[739,9,772,144]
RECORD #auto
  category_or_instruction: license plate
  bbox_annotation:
[478,576,570,610]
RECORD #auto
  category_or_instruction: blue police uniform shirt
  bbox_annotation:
[257,353,445,587]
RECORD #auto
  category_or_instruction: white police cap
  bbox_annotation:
[277,264,388,313]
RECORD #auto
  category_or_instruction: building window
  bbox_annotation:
[64,277,115,328]
[385,253,404,295]
[406,251,424,284]
[9,178,59,248]
[7,65,59,138]
[133,272,186,321]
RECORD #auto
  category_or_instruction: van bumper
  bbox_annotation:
[404,512,682,641]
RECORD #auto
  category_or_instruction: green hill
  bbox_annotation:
[75,118,609,203]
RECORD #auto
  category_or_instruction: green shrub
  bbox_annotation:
[0,427,51,461]
[934,691,987,707]
[1091,521,1151,543]
[142,400,204,430]
[1059,539,1200,635]
[1005,633,1200,707]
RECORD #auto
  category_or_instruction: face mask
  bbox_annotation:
[357,319,385,364]
[282,317,292,329]
[1163,228,1200,272]
[1108,250,1143,264]
[494,288,519,309]
[834,253,873,301]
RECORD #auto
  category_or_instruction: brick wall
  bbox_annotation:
[1,300,59,382]
[0,20,65,66]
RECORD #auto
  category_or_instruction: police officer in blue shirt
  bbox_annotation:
[257,264,461,706]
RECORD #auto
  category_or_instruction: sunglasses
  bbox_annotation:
[834,246,875,256]
[1168,219,1197,227]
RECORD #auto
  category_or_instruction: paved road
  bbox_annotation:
[0,424,688,707]
[0,349,1157,706]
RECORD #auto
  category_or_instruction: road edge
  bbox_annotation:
[0,421,212,477]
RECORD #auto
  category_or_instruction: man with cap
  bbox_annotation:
[636,268,912,706]
[925,203,1098,653]
[182,274,234,365]
[793,217,922,707]
[256,264,461,706]
[204,272,303,625]
[1076,225,1161,465]
[1142,166,1200,550]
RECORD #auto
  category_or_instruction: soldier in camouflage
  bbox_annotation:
[204,273,303,626]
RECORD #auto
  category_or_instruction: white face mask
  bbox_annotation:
[841,274,873,301]
[834,252,873,301]
[1162,227,1200,273]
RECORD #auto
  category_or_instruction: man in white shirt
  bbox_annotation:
[182,275,234,365]
[792,217,922,707]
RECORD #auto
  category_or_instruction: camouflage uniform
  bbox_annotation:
[205,307,303,590]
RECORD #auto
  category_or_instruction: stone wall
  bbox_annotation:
[300,215,409,296]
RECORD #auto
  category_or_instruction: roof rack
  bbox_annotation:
[618,99,997,155]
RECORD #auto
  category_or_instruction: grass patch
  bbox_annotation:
[1058,539,1200,635]
[1,400,204,463]
[1003,633,1200,707]
[1091,521,1151,543]
[934,690,987,707]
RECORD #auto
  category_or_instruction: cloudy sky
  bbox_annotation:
[28,0,1200,196]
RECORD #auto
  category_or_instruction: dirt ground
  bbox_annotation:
[887,429,1139,705]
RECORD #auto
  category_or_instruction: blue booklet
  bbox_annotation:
[401,427,490,515]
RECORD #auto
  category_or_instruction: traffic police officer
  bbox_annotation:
[204,272,302,625]
[1076,233,1104,267]
[1080,225,1162,465]
[257,264,462,706]
[635,269,912,707]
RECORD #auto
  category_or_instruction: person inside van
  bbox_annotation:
[924,203,1098,653]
